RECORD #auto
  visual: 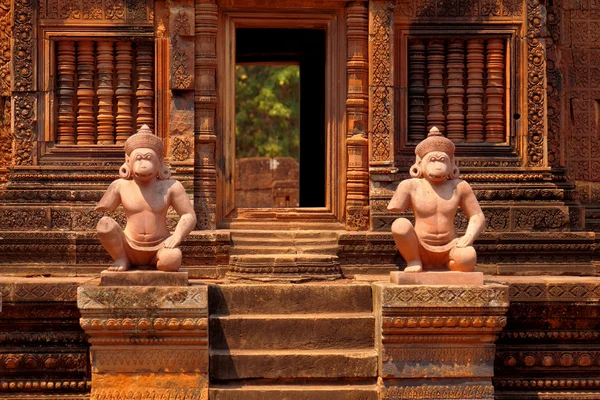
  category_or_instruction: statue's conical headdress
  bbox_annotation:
[124,125,164,156]
[414,127,455,158]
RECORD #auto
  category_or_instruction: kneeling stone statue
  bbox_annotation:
[96,125,197,272]
[387,127,485,273]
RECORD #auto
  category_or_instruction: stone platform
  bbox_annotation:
[390,271,484,285]
[77,285,208,399]
[99,270,189,286]
[373,282,509,400]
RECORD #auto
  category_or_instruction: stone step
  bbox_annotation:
[229,221,344,230]
[230,246,298,255]
[208,283,373,315]
[210,349,378,380]
[297,245,339,255]
[209,383,379,400]
[210,313,375,350]
[229,253,337,264]
[230,245,338,256]
[230,229,339,240]
[231,236,338,247]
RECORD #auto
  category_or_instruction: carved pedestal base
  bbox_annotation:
[373,283,509,400]
[77,286,208,400]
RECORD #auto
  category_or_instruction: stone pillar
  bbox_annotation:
[373,281,509,399]
[78,283,208,399]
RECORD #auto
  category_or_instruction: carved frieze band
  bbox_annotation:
[381,285,509,308]
[194,0,217,230]
[80,317,207,331]
[91,348,208,373]
[394,0,523,18]
[507,281,600,302]
[383,346,496,364]
[369,1,394,164]
[382,315,507,330]
[0,352,87,373]
[38,0,153,21]
[526,0,546,167]
[77,286,208,309]
[383,383,494,400]
[92,388,204,399]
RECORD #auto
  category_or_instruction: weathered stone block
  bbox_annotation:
[78,285,208,399]
[373,283,509,400]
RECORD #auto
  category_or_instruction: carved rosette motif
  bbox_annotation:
[194,0,217,230]
[526,0,546,167]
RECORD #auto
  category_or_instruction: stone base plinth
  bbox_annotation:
[390,271,484,285]
[99,270,189,286]
[373,283,509,400]
[77,285,208,400]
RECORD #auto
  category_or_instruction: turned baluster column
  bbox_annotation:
[97,41,115,144]
[136,41,154,130]
[446,39,465,142]
[485,38,505,143]
[56,40,77,145]
[115,41,133,144]
[407,39,426,142]
[466,39,485,142]
[76,40,96,144]
[426,39,445,134]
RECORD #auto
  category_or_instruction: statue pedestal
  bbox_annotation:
[77,285,208,399]
[390,271,484,285]
[373,282,509,400]
[99,270,189,286]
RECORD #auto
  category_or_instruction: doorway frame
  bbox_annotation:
[217,9,347,227]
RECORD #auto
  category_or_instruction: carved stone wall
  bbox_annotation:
[495,277,600,400]
[0,278,90,398]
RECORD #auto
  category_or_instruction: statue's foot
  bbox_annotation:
[404,262,423,273]
[107,258,131,272]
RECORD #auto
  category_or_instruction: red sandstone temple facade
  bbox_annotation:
[1,0,600,399]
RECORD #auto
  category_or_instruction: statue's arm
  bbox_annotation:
[457,181,485,248]
[164,181,197,249]
[95,180,122,212]
[387,179,412,212]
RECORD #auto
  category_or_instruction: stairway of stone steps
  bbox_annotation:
[227,230,343,281]
[208,283,379,400]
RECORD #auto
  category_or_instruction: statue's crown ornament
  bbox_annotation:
[124,125,164,156]
[415,126,455,158]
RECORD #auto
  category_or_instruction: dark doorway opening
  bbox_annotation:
[236,28,326,208]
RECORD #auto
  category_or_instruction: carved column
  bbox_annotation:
[346,1,369,231]
[96,41,115,144]
[0,0,11,180]
[407,39,426,142]
[446,39,465,142]
[76,40,95,145]
[369,1,395,167]
[526,0,547,167]
[135,41,154,130]
[12,0,36,165]
[194,0,218,230]
[56,40,77,145]
[426,39,445,134]
[115,41,133,144]
[485,38,505,143]
[466,39,485,143]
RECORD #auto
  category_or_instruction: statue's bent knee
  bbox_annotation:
[97,216,119,235]
[157,248,182,271]
[448,246,477,272]
[391,218,414,236]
